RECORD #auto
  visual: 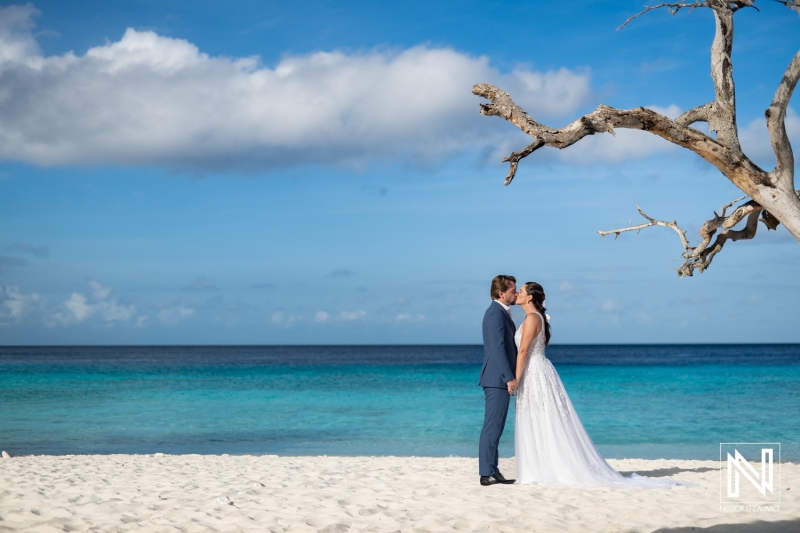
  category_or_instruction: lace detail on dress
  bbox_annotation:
[514,314,570,420]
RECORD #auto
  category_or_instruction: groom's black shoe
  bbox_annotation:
[492,471,516,484]
[480,471,516,486]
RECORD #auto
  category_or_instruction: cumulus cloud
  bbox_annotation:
[0,284,41,325]
[157,303,195,325]
[395,313,425,322]
[739,107,800,168]
[601,298,619,313]
[315,310,330,323]
[48,280,138,326]
[0,4,592,172]
[270,309,301,326]
[338,310,367,321]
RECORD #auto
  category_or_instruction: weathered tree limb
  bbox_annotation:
[618,1,757,30]
[618,2,710,30]
[598,192,800,276]
[474,0,800,276]
[473,83,764,193]
[766,50,800,187]
[776,1,800,14]
[675,102,713,126]
[501,140,545,186]
[708,1,741,152]
[598,205,691,249]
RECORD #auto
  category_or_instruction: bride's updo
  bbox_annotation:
[523,282,551,346]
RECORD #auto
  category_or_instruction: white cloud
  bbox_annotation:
[315,311,330,323]
[270,309,300,326]
[64,292,92,322]
[739,107,800,168]
[48,280,138,326]
[559,281,575,292]
[500,67,592,119]
[649,104,683,120]
[0,3,41,64]
[0,284,41,324]
[601,298,619,313]
[88,280,111,301]
[338,310,367,322]
[158,304,195,326]
[0,4,592,172]
[396,313,425,322]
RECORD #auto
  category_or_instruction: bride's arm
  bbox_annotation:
[515,314,542,382]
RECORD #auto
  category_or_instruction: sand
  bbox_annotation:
[1,454,798,532]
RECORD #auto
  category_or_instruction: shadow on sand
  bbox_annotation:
[652,518,799,532]
[619,466,717,478]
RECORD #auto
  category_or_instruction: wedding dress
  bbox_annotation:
[514,312,686,488]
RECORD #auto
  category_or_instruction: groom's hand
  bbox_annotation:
[507,379,518,395]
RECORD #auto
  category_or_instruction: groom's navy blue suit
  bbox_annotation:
[478,300,517,477]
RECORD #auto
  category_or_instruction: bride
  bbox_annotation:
[513,282,687,488]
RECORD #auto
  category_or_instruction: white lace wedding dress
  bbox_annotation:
[514,313,686,488]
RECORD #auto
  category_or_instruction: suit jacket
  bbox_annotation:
[479,301,517,388]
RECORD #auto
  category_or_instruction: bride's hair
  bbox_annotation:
[523,282,550,346]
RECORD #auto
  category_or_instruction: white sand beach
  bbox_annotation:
[1,454,797,532]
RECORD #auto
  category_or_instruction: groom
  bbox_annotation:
[478,275,518,486]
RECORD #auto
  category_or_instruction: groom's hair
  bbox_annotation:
[490,275,516,300]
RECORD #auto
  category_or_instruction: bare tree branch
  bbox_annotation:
[617,2,710,30]
[707,2,742,152]
[675,102,714,126]
[598,191,800,276]
[775,1,800,15]
[501,140,544,185]
[474,1,800,275]
[766,50,800,186]
[598,205,690,249]
[473,83,766,193]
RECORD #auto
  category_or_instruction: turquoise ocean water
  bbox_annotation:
[1,345,798,460]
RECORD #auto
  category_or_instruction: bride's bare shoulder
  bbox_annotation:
[524,312,542,325]
[523,313,542,336]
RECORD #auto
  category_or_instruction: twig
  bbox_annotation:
[598,205,690,250]
[596,194,778,277]
[617,2,709,30]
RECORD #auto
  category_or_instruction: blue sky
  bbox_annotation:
[1,1,799,345]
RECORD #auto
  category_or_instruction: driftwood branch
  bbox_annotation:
[501,140,544,185]
[766,50,800,186]
[675,102,713,126]
[617,2,710,30]
[472,83,764,192]
[598,205,691,250]
[617,1,758,30]
[776,1,800,15]
[598,192,800,276]
[474,0,800,275]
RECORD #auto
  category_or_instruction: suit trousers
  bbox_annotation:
[478,386,510,477]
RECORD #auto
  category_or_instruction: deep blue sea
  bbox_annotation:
[1,345,798,460]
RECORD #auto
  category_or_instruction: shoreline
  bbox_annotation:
[2,455,797,532]
[3,452,800,463]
